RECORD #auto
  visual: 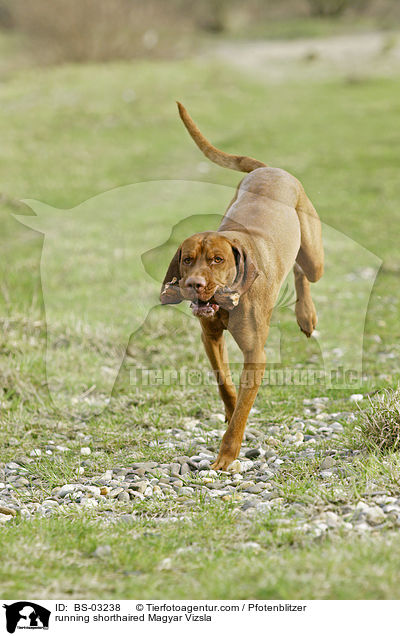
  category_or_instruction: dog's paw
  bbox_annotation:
[295,299,317,338]
[211,456,234,471]
[211,449,239,471]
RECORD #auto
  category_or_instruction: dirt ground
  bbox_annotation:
[208,31,400,81]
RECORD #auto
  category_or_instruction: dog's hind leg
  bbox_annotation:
[295,186,324,283]
[293,186,323,337]
[294,263,318,337]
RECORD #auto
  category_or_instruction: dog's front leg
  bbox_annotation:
[200,319,237,423]
[212,348,266,470]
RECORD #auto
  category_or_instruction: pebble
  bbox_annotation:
[170,463,181,476]
[173,455,190,465]
[213,414,226,423]
[241,500,257,511]
[197,460,211,471]
[319,511,339,527]
[350,394,363,402]
[236,480,254,489]
[178,487,194,496]
[131,462,158,471]
[86,486,101,497]
[92,545,112,558]
[6,462,21,470]
[240,541,262,551]
[99,470,113,482]
[118,492,130,503]
[130,491,144,501]
[365,506,385,526]
[330,422,344,432]
[41,500,60,508]
[0,506,17,516]
[320,456,336,470]
[131,481,148,494]
[158,557,173,570]
[57,484,81,498]
[228,460,242,473]
[320,470,334,478]
[245,448,262,459]
[246,485,264,494]
[255,502,271,512]
[81,498,98,508]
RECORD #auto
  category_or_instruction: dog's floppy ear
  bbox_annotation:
[160,247,183,305]
[214,241,259,310]
[231,242,259,296]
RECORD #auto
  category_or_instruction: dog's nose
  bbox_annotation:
[185,276,206,292]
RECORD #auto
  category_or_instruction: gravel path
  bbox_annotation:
[1,396,399,536]
[207,31,400,81]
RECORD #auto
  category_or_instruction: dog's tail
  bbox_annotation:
[177,102,266,173]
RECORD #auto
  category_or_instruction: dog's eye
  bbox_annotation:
[213,256,224,263]
[183,257,192,265]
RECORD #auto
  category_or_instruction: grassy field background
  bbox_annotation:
[0,24,400,598]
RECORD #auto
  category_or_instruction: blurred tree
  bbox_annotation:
[307,0,349,16]
[307,0,370,16]
[182,0,233,32]
[0,1,13,28]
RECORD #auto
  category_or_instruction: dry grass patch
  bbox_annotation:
[358,388,400,452]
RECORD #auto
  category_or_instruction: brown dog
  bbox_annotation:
[160,103,324,470]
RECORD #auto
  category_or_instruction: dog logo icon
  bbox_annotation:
[3,602,51,633]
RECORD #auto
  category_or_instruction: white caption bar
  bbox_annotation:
[1,599,396,635]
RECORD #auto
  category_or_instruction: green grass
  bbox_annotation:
[2,515,400,599]
[1,40,400,599]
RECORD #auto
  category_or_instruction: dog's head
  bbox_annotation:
[160,232,259,317]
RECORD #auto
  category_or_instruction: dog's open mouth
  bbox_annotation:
[190,298,219,317]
